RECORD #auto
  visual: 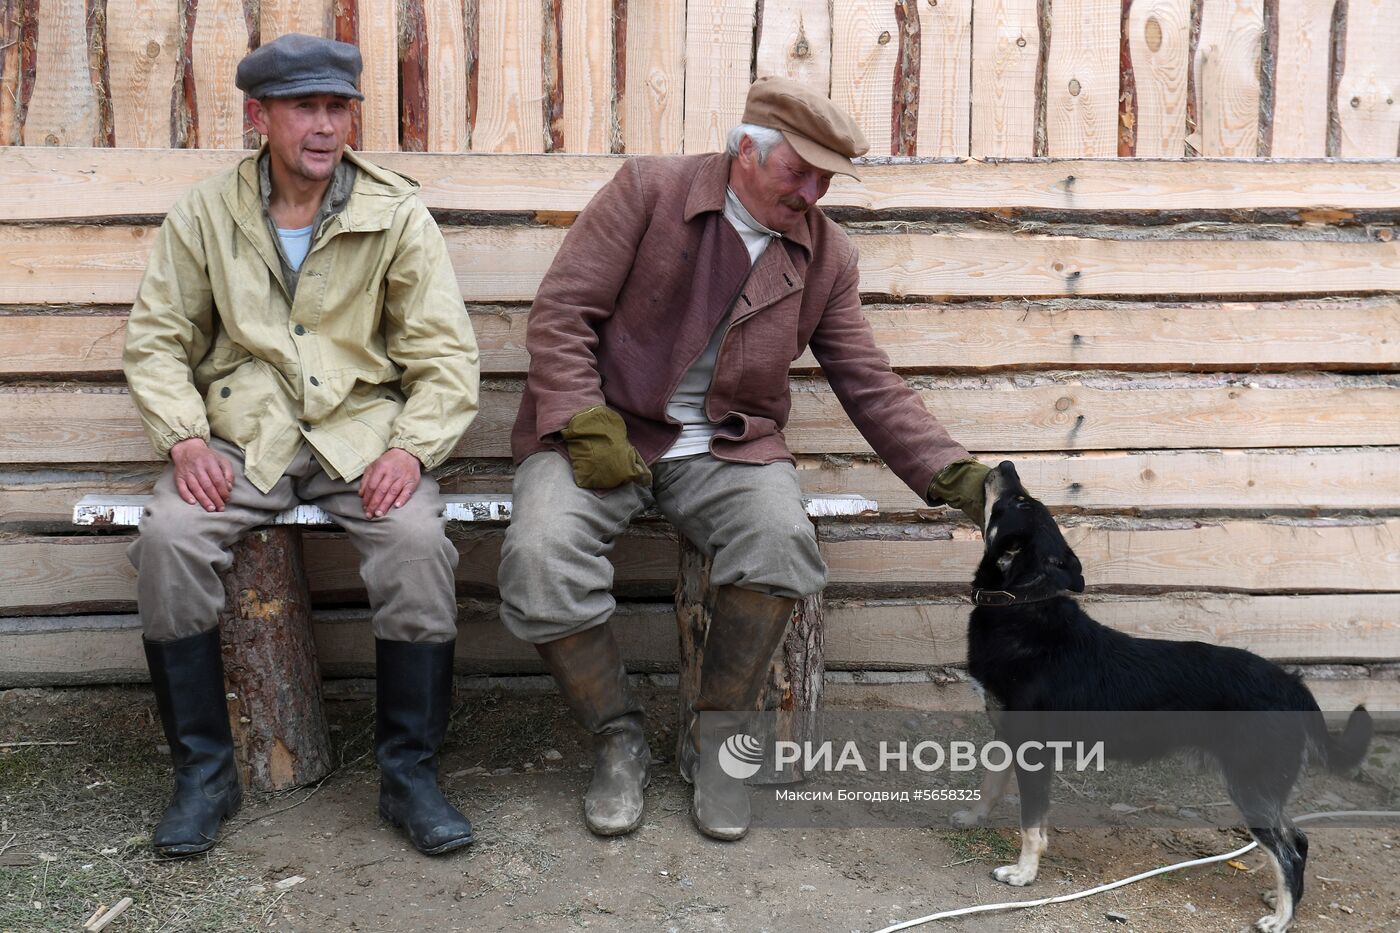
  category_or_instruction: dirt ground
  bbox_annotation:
[1,684,1397,933]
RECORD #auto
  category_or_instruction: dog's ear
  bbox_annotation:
[1047,551,1085,593]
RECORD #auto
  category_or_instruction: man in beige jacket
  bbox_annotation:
[123,34,479,858]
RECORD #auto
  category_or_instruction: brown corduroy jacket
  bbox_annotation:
[510,152,969,500]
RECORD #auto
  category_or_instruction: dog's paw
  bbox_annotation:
[949,808,983,828]
[1254,915,1291,932]
[1261,890,1277,909]
[992,863,1038,886]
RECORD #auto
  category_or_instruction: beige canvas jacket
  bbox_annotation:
[124,148,480,493]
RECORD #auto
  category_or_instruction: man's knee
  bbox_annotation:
[711,513,826,598]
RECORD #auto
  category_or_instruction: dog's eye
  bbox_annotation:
[1015,498,1031,510]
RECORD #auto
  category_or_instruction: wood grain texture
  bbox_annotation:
[915,0,972,156]
[1046,0,1119,156]
[12,149,1400,220]
[355,0,400,150]
[1193,0,1265,155]
[474,0,548,152]
[7,297,1397,377]
[1270,0,1334,156]
[105,0,181,147]
[7,603,1398,688]
[755,0,832,90]
[821,593,1400,666]
[970,0,1040,156]
[218,527,334,791]
[4,518,1396,616]
[6,446,1399,528]
[1126,0,1191,156]
[422,0,470,151]
[260,0,335,40]
[5,377,1398,464]
[831,0,899,155]
[560,0,613,153]
[1336,0,1400,156]
[24,0,101,146]
[11,222,1400,304]
[0,0,21,144]
[190,0,253,148]
[621,0,685,153]
[823,675,1399,713]
[682,0,756,155]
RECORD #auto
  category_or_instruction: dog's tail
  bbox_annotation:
[1309,705,1373,774]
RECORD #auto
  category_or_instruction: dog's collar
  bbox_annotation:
[969,578,1069,607]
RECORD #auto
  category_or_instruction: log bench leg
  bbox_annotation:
[674,534,824,784]
[217,527,334,792]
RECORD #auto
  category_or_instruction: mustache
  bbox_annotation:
[779,196,810,212]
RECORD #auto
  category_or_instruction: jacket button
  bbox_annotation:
[309,376,320,386]
[220,387,231,398]
[294,324,306,335]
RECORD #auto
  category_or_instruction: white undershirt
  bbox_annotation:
[277,224,315,272]
[660,188,781,460]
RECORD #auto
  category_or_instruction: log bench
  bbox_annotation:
[73,492,878,791]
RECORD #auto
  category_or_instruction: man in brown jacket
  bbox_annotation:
[499,77,990,841]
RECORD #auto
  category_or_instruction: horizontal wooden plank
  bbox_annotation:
[6,224,1400,305]
[3,518,1396,613]
[821,673,1400,713]
[70,492,875,526]
[4,377,1397,463]
[7,149,1400,221]
[6,446,1400,527]
[4,600,1396,695]
[6,296,1398,377]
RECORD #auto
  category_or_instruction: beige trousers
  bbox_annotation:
[130,437,459,643]
[498,451,827,643]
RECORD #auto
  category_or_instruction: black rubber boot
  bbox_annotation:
[144,629,242,857]
[536,624,651,836]
[688,586,795,841]
[375,639,475,855]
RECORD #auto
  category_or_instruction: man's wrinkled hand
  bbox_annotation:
[171,437,235,512]
[359,447,422,519]
[927,459,992,530]
[561,406,652,490]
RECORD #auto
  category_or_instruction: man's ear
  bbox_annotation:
[245,98,269,138]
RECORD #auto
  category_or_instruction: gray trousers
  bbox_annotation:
[498,451,828,643]
[130,437,459,643]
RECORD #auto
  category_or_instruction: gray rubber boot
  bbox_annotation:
[536,624,651,836]
[688,585,795,841]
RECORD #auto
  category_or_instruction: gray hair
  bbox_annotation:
[725,123,785,162]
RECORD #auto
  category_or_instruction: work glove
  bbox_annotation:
[561,405,653,490]
[927,459,990,529]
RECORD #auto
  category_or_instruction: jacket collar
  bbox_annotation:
[683,152,814,255]
[226,145,414,234]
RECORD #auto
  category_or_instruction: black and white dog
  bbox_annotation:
[954,461,1373,932]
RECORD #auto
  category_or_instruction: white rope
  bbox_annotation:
[870,810,1400,933]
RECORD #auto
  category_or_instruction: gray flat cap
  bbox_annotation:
[236,33,364,101]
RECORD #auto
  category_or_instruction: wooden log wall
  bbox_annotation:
[1,150,1397,710]
[2,0,1398,156]
[0,0,1397,708]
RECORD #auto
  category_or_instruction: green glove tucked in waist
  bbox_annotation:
[561,406,653,490]
[927,459,991,529]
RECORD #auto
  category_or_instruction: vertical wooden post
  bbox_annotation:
[217,527,334,792]
[674,533,825,784]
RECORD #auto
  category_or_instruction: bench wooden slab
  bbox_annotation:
[73,492,879,790]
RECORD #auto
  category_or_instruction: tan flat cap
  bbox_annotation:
[741,76,870,179]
